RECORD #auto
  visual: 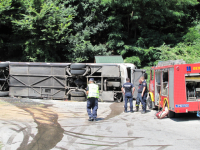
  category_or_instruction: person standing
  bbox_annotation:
[121,78,135,113]
[136,79,143,112]
[140,76,148,114]
[86,78,99,121]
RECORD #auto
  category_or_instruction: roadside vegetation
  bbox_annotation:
[0,0,200,67]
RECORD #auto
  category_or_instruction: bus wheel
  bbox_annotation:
[114,93,123,103]
[70,63,86,69]
[168,110,175,118]
[71,96,86,101]
[0,67,9,93]
[0,62,9,68]
[70,91,85,97]
[116,96,122,103]
[70,69,86,75]
[0,91,9,97]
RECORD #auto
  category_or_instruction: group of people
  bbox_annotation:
[121,76,147,114]
[86,76,147,121]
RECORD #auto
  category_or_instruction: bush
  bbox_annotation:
[124,56,141,67]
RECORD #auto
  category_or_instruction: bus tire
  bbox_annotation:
[71,96,86,101]
[70,91,85,97]
[168,110,175,118]
[0,62,9,68]
[71,70,85,75]
[71,63,86,69]
[70,70,86,75]
[0,91,9,97]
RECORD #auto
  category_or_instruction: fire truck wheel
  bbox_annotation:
[0,62,9,68]
[70,91,85,97]
[70,63,86,69]
[0,91,9,97]
[71,96,86,101]
[167,110,175,118]
[70,70,86,75]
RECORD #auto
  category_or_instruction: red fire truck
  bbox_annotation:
[147,60,200,118]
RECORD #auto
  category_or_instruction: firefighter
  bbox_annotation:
[86,78,99,121]
[140,76,148,114]
[136,79,143,112]
[121,78,135,113]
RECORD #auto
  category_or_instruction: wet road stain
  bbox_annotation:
[2,98,64,150]
[105,102,124,120]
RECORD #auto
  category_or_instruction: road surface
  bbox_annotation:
[0,97,200,150]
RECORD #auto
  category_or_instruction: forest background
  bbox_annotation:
[1,0,200,73]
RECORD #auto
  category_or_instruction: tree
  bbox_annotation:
[0,0,23,61]
[10,0,110,62]
[12,0,73,62]
[64,0,110,62]
[102,0,199,67]
[1,0,200,65]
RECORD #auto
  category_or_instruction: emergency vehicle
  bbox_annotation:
[148,60,200,118]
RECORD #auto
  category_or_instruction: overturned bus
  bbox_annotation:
[0,62,146,102]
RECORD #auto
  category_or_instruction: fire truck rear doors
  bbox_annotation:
[155,68,175,110]
[155,70,161,106]
[169,68,174,111]
[155,69,169,107]
[161,70,168,97]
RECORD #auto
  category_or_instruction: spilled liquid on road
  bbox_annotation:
[3,98,64,150]
[105,102,124,120]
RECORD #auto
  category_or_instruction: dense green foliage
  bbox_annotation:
[0,0,200,66]
[13,0,73,62]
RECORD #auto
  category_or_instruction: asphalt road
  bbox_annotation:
[0,97,200,150]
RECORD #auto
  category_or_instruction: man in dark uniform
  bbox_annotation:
[86,78,99,121]
[140,76,148,114]
[136,79,143,112]
[121,78,135,113]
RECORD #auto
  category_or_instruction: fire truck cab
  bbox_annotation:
[148,60,200,118]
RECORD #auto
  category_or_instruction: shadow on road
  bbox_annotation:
[170,113,200,122]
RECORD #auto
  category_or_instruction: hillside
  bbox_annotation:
[0,0,200,67]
